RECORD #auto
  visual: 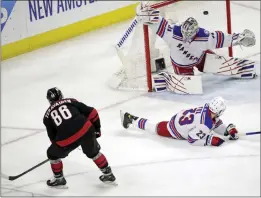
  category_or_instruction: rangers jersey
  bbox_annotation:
[152,17,236,74]
[167,103,227,146]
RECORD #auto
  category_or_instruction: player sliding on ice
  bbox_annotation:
[120,97,238,147]
[136,3,257,94]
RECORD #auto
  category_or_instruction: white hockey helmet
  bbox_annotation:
[208,96,227,117]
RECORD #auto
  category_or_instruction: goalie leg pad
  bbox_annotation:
[203,53,257,79]
[156,121,172,137]
[153,75,167,92]
[153,72,203,94]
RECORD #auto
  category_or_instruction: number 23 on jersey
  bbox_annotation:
[178,107,202,126]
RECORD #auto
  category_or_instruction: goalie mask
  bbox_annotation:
[208,96,227,118]
[181,17,199,43]
[47,87,64,104]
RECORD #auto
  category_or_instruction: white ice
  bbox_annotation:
[1,1,260,196]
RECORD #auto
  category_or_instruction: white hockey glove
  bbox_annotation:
[232,29,256,47]
[224,124,239,140]
[136,3,160,25]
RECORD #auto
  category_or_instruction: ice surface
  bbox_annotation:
[1,1,260,196]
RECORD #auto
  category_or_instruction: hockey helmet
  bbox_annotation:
[208,96,226,117]
[181,17,199,42]
[46,87,63,104]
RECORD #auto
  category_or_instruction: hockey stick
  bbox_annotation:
[238,131,260,136]
[1,159,49,181]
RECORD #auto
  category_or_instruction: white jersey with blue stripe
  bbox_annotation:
[167,103,227,146]
[153,17,234,71]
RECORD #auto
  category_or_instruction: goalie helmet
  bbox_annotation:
[181,17,199,43]
[208,96,226,117]
[46,87,64,104]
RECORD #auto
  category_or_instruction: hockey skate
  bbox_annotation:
[47,176,67,189]
[99,166,117,185]
[120,110,138,129]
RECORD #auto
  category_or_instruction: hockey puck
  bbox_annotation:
[203,11,209,15]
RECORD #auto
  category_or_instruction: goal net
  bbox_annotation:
[108,0,232,92]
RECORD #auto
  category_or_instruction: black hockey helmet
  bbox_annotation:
[46,87,63,104]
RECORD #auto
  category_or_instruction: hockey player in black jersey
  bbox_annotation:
[43,87,116,188]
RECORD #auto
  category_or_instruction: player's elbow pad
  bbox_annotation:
[87,108,99,123]
[92,118,101,130]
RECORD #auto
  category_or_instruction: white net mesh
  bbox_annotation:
[108,1,231,91]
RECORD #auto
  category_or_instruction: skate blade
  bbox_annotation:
[48,185,68,189]
[103,181,118,186]
[120,110,124,127]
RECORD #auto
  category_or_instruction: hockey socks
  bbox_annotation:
[137,118,148,130]
[50,159,64,178]
[93,152,108,169]
[93,152,116,183]
[133,118,172,137]
[133,118,158,134]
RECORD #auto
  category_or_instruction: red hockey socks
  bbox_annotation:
[50,159,63,178]
[93,152,108,169]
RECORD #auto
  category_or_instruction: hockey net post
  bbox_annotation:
[143,25,153,92]
[143,0,179,92]
[226,0,233,57]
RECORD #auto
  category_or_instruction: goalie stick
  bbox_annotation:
[116,0,177,50]
[1,159,49,181]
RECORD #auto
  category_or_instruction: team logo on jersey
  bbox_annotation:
[1,0,16,32]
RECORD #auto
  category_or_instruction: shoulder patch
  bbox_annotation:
[196,28,210,38]
[204,29,209,35]
[173,25,183,37]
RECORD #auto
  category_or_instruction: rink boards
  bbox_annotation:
[1,1,138,60]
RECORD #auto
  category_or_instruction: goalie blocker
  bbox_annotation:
[153,53,258,94]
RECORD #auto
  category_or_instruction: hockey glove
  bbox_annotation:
[232,29,256,47]
[95,131,101,138]
[224,124,239,140]
[136,3,160,24]
[205,134,225,146]
[95,128,101,138]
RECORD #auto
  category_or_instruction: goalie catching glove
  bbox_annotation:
[224,124,239,140]
[136,3,160,24]
[232,29,256,47]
